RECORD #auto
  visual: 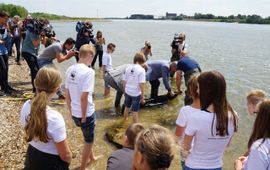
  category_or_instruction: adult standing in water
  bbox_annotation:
[20,67,72,169]
[176,51,201,105]
[182,71,238,170]
[91,30,105,68]
[75,21,95,62]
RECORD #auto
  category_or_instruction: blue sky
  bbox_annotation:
[3,0,270,18]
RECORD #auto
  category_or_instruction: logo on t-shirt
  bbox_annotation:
[71,70,76,81]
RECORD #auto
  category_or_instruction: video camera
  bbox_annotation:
[41,24,55,38]
[76,21,94,38]
[22,18,55,38]
[171,33,181,49]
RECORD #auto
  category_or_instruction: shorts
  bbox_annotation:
[124,93,141,112]
[72,113,96,143]
[104,72,111,89]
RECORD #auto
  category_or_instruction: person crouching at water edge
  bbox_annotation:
[20,67,72,170]
[65,44,98,170]
[122,52,146,123]
[132,125,175,170]
[107,123,145,170]
[181,71,238,170]
[234,100,270,170]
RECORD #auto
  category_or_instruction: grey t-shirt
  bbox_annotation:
[38,43,62,62]
[107,148,134,170]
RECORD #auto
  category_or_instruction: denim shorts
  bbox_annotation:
[124,93,141,112]
[72,113,96,143]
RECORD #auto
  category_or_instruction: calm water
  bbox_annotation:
[51,20,270,170]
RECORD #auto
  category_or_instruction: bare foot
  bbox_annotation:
[86,155,103,167]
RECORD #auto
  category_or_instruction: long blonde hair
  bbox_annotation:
[24,67,62,143]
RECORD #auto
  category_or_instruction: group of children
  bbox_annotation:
[20,44,176,170]
[174,71,268,170]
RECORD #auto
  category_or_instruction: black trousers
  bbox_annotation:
[24,144,69,170]
[0,54,9,90]
[22,52,39,93]
[91,50,103,67]
[150,79,160,98]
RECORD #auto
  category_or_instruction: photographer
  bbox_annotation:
[37,37,76,99]
[75,21,95,61]
[21,18,43,93]
[9,15,22,65]
[170,33,188,62]
[0,11,17,95]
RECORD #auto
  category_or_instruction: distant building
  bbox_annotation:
[129,14,154,20]
[166,12,177,19]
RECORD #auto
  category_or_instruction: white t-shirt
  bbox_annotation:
[102,52,113,72]
[184,110,236,169]
[123,64,146,97]
[245,138,270,170]
[176,105,200,140]
[65,63,95,118]
[20,100,66,155]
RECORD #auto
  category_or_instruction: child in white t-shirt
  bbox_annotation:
[123,53,146,123]
[175,75,200,169]
[181,71,238,170]
[65,44,98,170]
[20,67,71,169]
[102,43,116,96]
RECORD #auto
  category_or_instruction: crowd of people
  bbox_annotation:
[1,10,270,170]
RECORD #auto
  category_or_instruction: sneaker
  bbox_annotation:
[0,90,6,96]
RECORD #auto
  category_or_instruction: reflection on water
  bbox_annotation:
[52,20,270,170]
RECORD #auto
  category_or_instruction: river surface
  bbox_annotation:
[51,20,270,170]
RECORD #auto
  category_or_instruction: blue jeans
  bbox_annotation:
[10,37,21,62]
[37,58,52,68]
[124,93,141,112]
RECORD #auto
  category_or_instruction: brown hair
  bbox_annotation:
[96,30,102,38]
[107,43,116,50]
[125,123,145,149]
[79,44,96,58]
[246,89,266,105]
[133,52,146,64]
[187,75,199,99]
[24,67,62,143]
[198,71,238,136]
[248,100,270,149]
[135,125,175,170]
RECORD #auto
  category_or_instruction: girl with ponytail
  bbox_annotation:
[20,67,72,170]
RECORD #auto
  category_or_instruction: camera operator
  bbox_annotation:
[75,20,95,61]
[21,18,43,93]
[0,11,17,95]
[170,33,188,62]
[40,19,57,47]
[9,15,22,65]
[37,37,76,99]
